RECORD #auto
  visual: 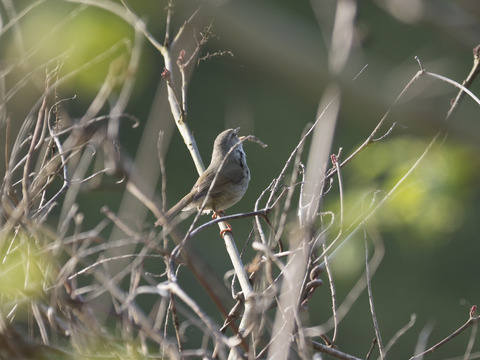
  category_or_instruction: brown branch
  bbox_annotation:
[22,94,48,213]
[410,308,480,360]
[4,116,11,174]
[365,338,378,360]
[310,340,363,360]
[364,233,385,359]
[446,44,480,120]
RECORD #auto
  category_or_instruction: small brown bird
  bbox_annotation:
[156,128,250,225]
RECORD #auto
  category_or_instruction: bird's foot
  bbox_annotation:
[212,211,225,219]
[220,223,233,237]
[213,211,233,236]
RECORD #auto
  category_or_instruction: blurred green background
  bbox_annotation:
[2,0,480,358]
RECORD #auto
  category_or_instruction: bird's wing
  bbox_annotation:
[192,167,231,202]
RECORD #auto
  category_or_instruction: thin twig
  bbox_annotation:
[310,340,363,360]
[414,56,480,109]
[384,314,417,354]
[322,151,344,345]
[22,95,48,214]
[463,315,477,360]
[253,180,274,246]
[305,223,384,338]
[410,310,480,360]
[447,45,480,120]
[364,230,385,359]
[366,338,378,360]
[34,95,77,217]
[164,0,173,47]
[272,123,310,247]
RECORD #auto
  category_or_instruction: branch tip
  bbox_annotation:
[470,305,477,318]
[414,56,425,73]
[473,45,480,60]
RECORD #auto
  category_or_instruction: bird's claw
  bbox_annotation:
[213,211,233,236]
[220,224,233,237]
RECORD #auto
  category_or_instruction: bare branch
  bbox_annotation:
[410,310,480,360]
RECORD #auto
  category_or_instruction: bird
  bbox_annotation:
[156,128,250,226]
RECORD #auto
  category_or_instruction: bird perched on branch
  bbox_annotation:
[156,127,250,226]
